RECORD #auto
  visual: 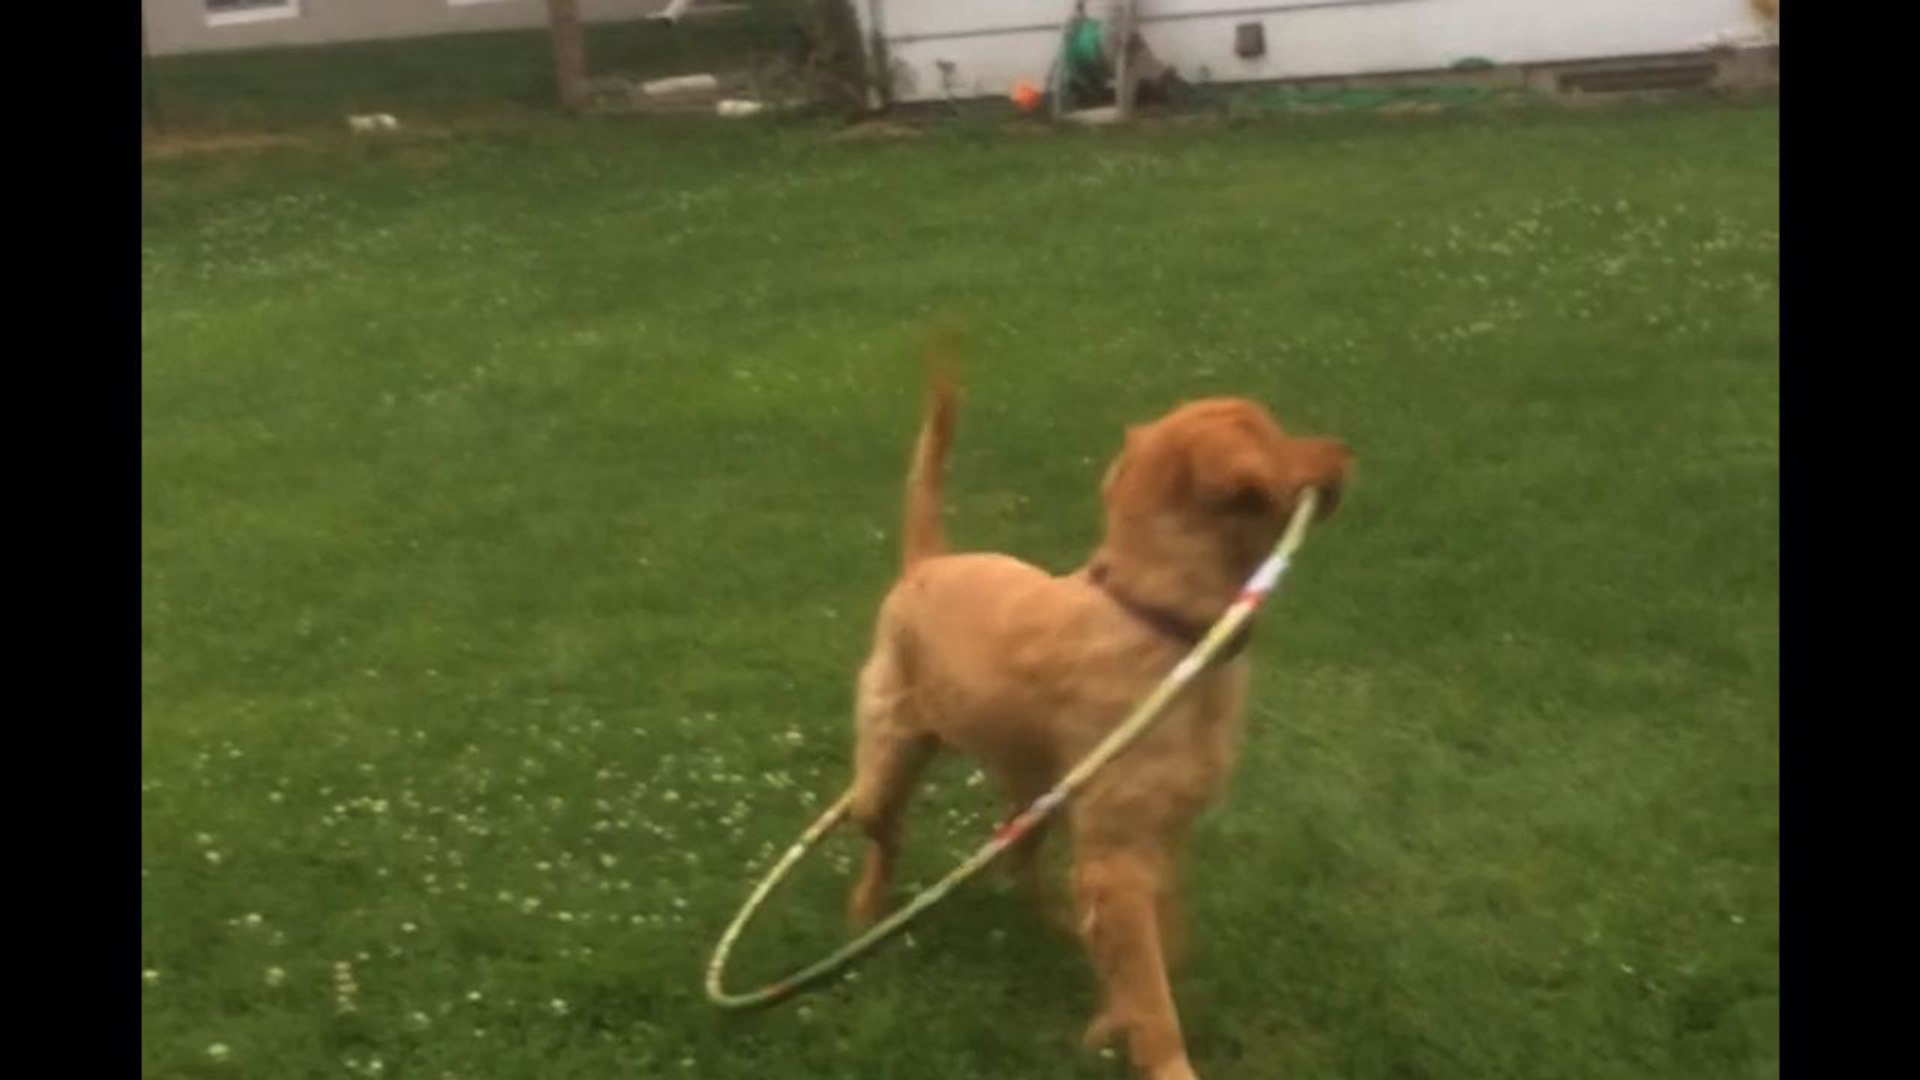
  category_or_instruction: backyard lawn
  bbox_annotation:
[142,65,1779,1080]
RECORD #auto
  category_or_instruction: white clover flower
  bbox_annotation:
[142,968,161,986]
[265,966,286,987]
[207,1043,231,1062]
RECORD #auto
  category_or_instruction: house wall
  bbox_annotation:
[145,0,670,57]
[856,0,1774,104]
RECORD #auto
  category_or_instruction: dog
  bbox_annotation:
[841,356,1352,1079]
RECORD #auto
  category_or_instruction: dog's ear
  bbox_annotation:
[1104,425,1191,516]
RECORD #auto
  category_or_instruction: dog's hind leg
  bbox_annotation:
[846,656,936,929]
[991,766,1070,931]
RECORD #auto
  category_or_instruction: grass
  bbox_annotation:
[142,73,1778,1080]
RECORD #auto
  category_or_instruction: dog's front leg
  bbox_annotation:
[1073,848,1199,1080]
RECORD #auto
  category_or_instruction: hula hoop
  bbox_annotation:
[705,489,1323,1009]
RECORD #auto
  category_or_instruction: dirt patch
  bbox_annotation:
[143,123,470,162]
[830,120,922,141]
[142,131,310,161]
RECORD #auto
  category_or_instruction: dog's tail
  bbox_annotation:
[902,337,960,571]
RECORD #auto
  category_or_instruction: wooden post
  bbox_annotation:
[546,0,589,113]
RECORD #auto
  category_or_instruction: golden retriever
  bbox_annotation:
[840,356,1352,1079]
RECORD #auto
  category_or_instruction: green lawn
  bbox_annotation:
[142,94,1779,1080]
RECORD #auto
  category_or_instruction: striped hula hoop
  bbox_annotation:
[705,488,1322,1009]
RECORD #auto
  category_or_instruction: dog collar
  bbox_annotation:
[1086,562,1253,663]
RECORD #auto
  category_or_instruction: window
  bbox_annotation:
[204,0,300,28]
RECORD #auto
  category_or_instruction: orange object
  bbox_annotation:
[1010,80,1043,113]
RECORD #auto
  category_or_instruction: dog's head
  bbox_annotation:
[1100,398,1352,555]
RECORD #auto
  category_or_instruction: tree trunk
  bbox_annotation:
[1111,0,1139,122]
[142,8,161,132]
[546,0,588,113]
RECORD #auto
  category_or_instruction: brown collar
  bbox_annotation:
[1087,562,1253,663]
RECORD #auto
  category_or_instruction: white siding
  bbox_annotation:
[857,0,1770,103]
